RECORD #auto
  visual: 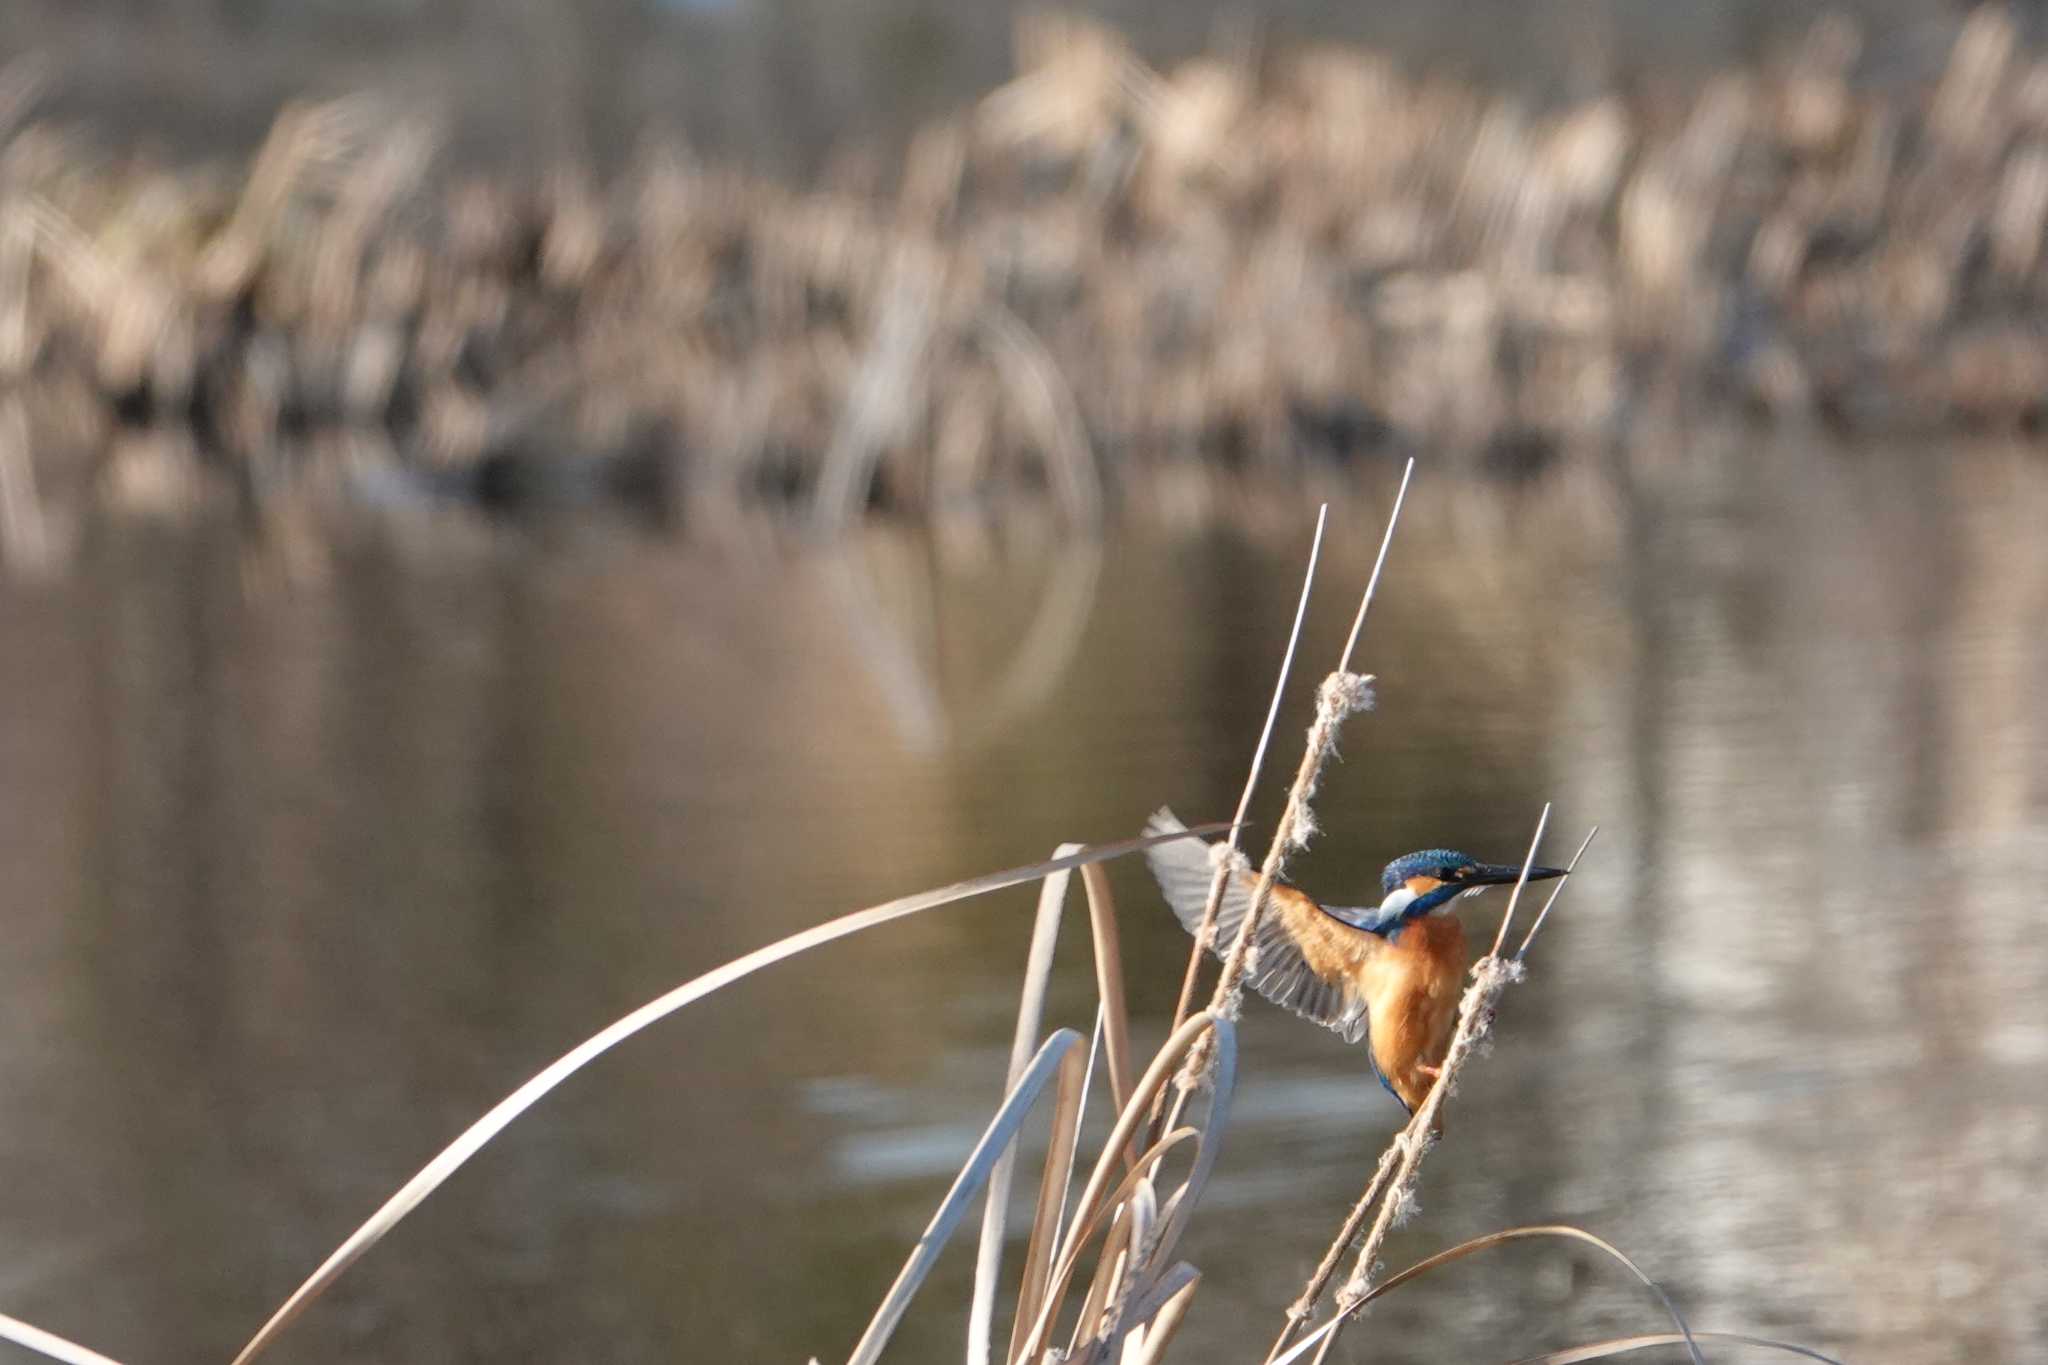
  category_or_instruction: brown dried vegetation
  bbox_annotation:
[3,10,2048,557]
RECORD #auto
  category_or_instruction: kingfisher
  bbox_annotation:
[1145,808,1565,1115]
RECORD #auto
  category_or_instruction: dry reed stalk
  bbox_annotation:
[1274,1224,1709,1365]
[0,1314,126,1365]
[1273,1141,1402,1336]
[1067,1203,1137,1354]
[1015,1125,1200,1365]
[1515,824,1599,959]
[1157,504,1327,1059]
[1009,1010,1234,1365]
[1508,1331,1843,1364]
[967,848,1138,1365]
[847,1028,1085,1365]
[1046,1008,1106,1257]
[1164,465,1412,1126]
[1079,863,1135,1115]
[1122,1268,1200,1365]
[968,850,1081,1365]
[1185,468,1415,1087]
[221,825,1221,1365]
[1008,1045,1090,1365]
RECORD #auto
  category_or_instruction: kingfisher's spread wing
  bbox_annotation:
[1143,807,1383,1044]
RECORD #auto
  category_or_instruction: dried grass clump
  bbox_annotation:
[6,11,2048,563]
[0,480,1844,1364]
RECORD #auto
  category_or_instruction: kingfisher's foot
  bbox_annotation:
[1416,1063,1444,1080]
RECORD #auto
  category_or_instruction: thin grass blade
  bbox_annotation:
[1128,1006,1233,1281]
[1488,803,1552,956]
[1163,505,1324,1051]
[1123,1269,1200,1365]
[1010,1128,1200,1365]
[227,824,1222,1365]
[1014,1012,1232,1364]
[1338,456,1415,672]
[1079,863,1134,1119]
[0,1314,129,1365]
[1067,1211,1134,1362]
[847,1029,1083,1365]
[1047,1006,1105,1264]
[970,848,1078,1365]
[1010,1044,1088,1365]
[1275,1225,1702,1365]
[1506,1331,1844,1365]
[1516,825,1599,959]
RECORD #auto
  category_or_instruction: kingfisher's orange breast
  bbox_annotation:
[1356,914,1468,1113]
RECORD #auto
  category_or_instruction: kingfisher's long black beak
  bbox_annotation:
[1463,863,1568,887]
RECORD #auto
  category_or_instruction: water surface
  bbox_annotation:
[2,443,2045,1363]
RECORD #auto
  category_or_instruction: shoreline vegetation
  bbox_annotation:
[5,9,2048,564]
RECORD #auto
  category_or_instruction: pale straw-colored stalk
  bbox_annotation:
[848,1029,1084,1365]
[1173,461,1413,1103]
[1274,1224,1709,1365]
[968,849,1080,1365]
[0,1314,128,1365]
[219,825,1219,1365]
[1158,503,1328,1046]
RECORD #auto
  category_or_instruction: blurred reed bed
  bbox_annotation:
[5,7,2048,567]
[0,487,1841,1364]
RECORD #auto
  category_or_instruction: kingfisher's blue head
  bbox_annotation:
[1377,848,1567,921]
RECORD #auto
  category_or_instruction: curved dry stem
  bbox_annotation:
[1012,1011,1234,1365]
[1080,863,1135,1118]
[226,824,1223,1365]
[1008,1044,1088,1365]
[1011,1128,1201,1365]
[1506,1330,1844,1365]
[1085,1019,1235,1364]
[1279,1225,1703,1365]
[847,1029,1083,1365]
[1067,1189,1141,1357]
[969,849,1079,1365]
[0,1313,129,1365]
[1122,1266,1200,1365]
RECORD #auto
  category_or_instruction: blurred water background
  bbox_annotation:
[5,441,2047,1363]
[4,5,2048,1365]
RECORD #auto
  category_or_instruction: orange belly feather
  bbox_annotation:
[1357,914,1467,1114]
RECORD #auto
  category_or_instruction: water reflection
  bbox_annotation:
[1,444,2044,1364]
